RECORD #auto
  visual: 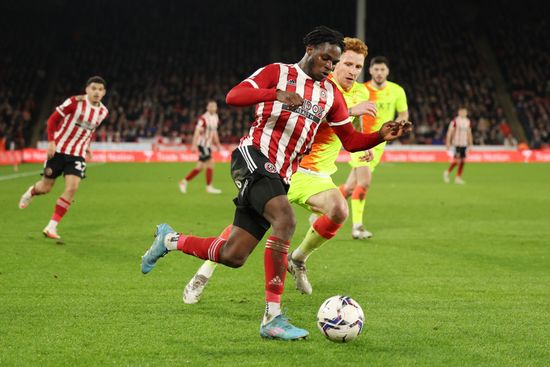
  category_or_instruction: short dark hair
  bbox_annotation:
[86,76,106,87]
[303,26,345,51]
[370,56,390,68]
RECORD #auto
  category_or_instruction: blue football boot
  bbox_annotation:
[141,223,174,274]
[260,314,309,340]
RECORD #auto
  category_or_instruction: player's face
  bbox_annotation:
[369,63,389,85]
[86,83,106,104]
[307,43,342,81]
[458,108,468,117]
[333,50,365,91]
[207,102,217,114]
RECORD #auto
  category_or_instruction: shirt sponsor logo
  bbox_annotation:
[282,99,325,124]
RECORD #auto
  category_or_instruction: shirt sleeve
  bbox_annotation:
[56,97,77,117]
[325,86,351,127]
[395,86,408,113]
[225,64,280,106]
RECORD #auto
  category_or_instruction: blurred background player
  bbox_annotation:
[341,56,408,239]
[182,37,378,299]
[444,107,473,184]
[140,26,411,341]
[18,76,108,239]
[179,100,222,194]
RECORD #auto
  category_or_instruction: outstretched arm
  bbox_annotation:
[332,121,413,152]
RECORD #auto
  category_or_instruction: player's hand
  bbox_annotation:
[358,149,374,162]
[351,101,377,117]
[47,141,56,159]
[190,145,198,153]
[86,149,93,160]
[378,120,413,141]
[277,90,303,111]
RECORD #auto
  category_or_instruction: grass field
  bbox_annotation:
[1,162,549,366]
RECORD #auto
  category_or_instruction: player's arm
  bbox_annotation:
[226,64,303,108]
[467,125,473,147]
[396,87,409,122]
[191,124,203,151]
[446,121,455,149]
[212,130,222,151]
[332,121,411,152]
[397,110,409,122]
[46,96,79,159]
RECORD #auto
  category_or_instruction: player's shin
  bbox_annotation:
[263,236,290,324]
[293,215,342,262]
[351,185,367,226]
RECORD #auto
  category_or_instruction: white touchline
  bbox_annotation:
[0,162,106,182]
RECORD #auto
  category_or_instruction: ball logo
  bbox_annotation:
[264,162,277,174]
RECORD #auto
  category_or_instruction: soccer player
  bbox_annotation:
[182,37,377,301]
[444,107,472,184]
[18,76,108,239]
[179,100,223,194]
[341,56,408,239]
[141,26,411,341]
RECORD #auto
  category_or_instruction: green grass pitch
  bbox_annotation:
[1,162,549,366]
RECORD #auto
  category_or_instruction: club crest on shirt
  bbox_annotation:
[264,162,277,174]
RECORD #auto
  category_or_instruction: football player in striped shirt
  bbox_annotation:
[341,56,409,239]
[179,100,223,194]
[141,27,411,341]
[18,76,108,240]
[444,107,473,184]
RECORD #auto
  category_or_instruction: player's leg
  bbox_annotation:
[445,147,459,183]
[179,158,205,193]
[351,165,372,239]
[19,177,56,209]
[289,187,347,294]
[183,225,232,304]
[287,172,346,294]
[43,173,81,239]
[455,148,466,184]
[340,168,356,199]
[19,153,64,209]
[205,158,221,194]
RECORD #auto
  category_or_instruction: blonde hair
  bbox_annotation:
[343,37,368,57]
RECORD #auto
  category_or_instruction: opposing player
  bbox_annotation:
[341,56,408,239]
[18,76,108,239]
[141,26,411,341]
[181,37,378,300]
[444,107,472,184]
[179,100,222,194]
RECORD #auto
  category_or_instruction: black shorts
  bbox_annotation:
[198,145,212,162]
[42,152,87,179]
[231,145,289,240]
[454,146,467,159]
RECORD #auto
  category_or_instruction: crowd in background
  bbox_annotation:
[1,0,547,149]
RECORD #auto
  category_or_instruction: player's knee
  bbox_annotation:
[271,211,296,239]
[328,203,348,224]
[221,252,249,268]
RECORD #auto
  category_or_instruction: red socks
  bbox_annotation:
[177,235,226,262]
[206,168,213,186]
[313,215,343,239]
[457,162,465,176]
[264,236,290,303]
[351,185,367,201]
[448,162,457,173]
[51,197,71,222]
[185,168,201,181]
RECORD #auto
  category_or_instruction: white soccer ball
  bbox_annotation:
[317,295,365,343]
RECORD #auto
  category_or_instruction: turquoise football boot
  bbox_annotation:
[141,223,174,274]
[260,314,309,340]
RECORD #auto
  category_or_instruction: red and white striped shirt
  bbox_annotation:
[51,96,108,157]
[449,116,471,147]
[238,63,350,182]
[196,112,219,148]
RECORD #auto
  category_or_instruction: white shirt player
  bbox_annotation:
[196,112,219,148]
[449,116,471,147]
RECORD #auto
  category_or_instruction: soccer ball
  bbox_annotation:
[317,295,364,343]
